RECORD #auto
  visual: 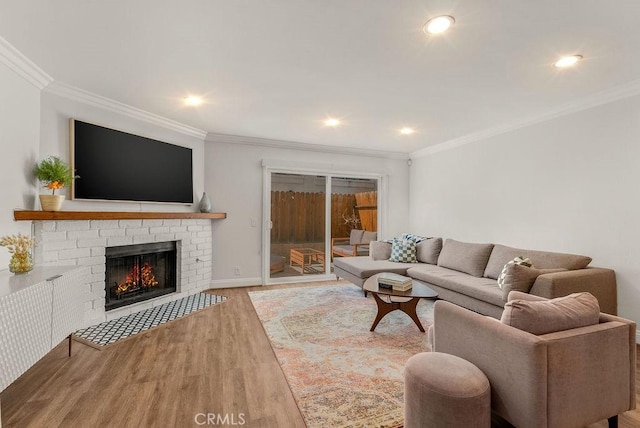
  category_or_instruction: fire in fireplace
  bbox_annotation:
[105,241,177,311]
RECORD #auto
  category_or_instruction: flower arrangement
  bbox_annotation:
[0,233,35,273]
[342,209,361,230]
[33,156,78,195]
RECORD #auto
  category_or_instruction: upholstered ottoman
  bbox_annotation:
[404,352,490,428]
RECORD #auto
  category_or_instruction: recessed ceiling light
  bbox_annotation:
[554,55,583,68]
[184,95,203,106]
[324,118,341,127]
[423,15,455,35]
[399,127,415,135]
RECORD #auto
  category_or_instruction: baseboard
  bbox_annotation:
[208,277,263,288]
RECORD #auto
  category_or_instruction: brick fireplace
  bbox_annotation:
[32,216,215,326]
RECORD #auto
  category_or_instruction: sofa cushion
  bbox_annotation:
[333,244,369,256]
[407,264,504,307]
[334,256,415,277]
[497,256,532,289]
[484,244,592,279]
[370,241,392,261]
[361,231,377,244]
[416,238,443,265]
[500,292,600,335]
[389,238,418,263]
[349,229,365,245]
[437,239,494,277]
[498,264,566,301]
[401,233,428,243]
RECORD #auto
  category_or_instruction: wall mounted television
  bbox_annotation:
[70,119,194,204]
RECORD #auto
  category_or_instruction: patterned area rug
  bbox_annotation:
[249,284,434,428]
[74,293,227,348]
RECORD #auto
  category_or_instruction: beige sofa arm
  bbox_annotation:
[431,301,548,428]
[530,267,617,315]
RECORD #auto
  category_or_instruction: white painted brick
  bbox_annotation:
[203,249,212,256]
[142,219,164,227]
[77,238,107,248]
[57,221,90,231]
[191,237,206,245]
[187,225,203,232]
[68,230,100,240]
[151,234,175,242]
[83,301,93,312]
[40,231,67,242]
[44,259,76,267]
[92,264,106,274]
[107,236,134,247]
[189,251,204,258]
[196,243,210,250]
[119,220,142,228]
[86,273,105,284]
[197,267,211,276]
[149,226,170,234]
[163,219,181,226]
[91,247,106,257]
[185,269,198,278]
[99,228,126,237]
[78,256,106,267]
[42,240,76,251]
[91,220,119,229]
[196,231,211,238]
[196,219,210,226]
[91,282,106,293]
[41,221,57,231]
[174,232,191,240]
[133,235,155,244]
[92,298,105,309]
[42,251,60,262]
[125,227,150,236]
[59,248,91,260]
[170,226,187,233]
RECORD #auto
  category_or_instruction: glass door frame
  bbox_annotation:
[262,163,386,285]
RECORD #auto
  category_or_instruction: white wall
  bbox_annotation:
[409,93,640,327]
[39,91,206,213]
[0,62,41,269]
[205,139,409,283]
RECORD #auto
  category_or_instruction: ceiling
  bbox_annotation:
[1,1,640,154]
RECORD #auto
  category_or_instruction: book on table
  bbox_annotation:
[391,281,413,292]
[377,272,412,288]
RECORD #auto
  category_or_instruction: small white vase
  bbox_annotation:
[198,192,212,213]
[39,194,65,211]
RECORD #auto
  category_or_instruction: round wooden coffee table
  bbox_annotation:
[363,273,438,332]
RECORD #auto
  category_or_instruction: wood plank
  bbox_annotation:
[13,210,227,221]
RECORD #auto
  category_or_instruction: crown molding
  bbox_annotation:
[44,81,207,140]
[411,78,640,159]
[0,36,53,89]
[206,132,409,160]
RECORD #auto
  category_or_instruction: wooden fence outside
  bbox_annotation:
[270,191,377,244]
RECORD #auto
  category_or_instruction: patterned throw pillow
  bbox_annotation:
[401,233,428,243]
[389,238,418,263]
[497,256,532,289]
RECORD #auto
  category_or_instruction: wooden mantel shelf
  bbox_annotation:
[14,210,227,221]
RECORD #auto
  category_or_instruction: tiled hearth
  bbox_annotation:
[33,218,213,327]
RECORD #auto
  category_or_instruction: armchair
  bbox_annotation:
[331,229,377,259]
[429,292,636,428]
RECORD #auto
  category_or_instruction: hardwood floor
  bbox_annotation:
[1,282,640,427]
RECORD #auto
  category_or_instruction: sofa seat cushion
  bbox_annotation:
[484,244,592,279]
[437,239,494,277]
[407,264,504,307]
[334,256,415,278]
[333,244,369,256]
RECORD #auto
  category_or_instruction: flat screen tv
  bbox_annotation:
[71,119,193,204]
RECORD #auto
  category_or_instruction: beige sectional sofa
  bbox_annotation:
[333,237,617,318]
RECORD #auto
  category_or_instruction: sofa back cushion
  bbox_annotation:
[501,292,600,335]
[416,238,443,264]
[370,241,392,261]
[437,239,494,277]
[361,231,377,244]
[349,229,365,245]
[484,244,592,279]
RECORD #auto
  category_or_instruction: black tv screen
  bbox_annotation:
[71,119,193,204]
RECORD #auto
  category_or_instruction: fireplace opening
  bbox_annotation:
[105,241,177,311]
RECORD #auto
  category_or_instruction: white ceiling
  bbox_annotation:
[1,1,640,154]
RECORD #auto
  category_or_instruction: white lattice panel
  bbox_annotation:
[51,268,85,346]
[0,279,51,391]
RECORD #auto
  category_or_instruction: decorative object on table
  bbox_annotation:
[33,156,79,211]
[0,233,35,274]
[198,192,212,213]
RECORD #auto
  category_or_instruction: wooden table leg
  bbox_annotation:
[68,334,72,357]
[369,293,425,332]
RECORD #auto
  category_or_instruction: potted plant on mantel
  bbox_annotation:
[33,156,79,211]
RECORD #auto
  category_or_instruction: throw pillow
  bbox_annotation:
[389,238,418,263]
[370,241,392,261]
[497,256,533,289]
[498,264,566,301]
[501,292,600,335]
[401,233,428,243]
